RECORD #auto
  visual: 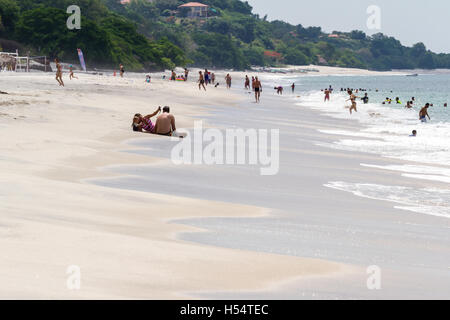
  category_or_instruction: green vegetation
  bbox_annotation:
[104,0,450,71]
[0,0,188,70]
[1,0,450,71]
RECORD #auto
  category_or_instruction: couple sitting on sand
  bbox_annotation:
[132,106,176,136]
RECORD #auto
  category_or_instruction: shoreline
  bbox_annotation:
[1,70,449,299]
[94,81,449,298]
[0,71,350,299]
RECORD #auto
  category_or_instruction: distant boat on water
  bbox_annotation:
[406,73,419,77]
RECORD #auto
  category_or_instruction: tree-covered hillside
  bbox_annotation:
[104,0,450,70]
[0,0,188,70]
[1,0,450,71]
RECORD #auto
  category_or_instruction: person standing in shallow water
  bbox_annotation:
[347,90,358,114]
[324,88,330,102]
[291,83,295,93]
[245,75,250,90]
[254,77,262,103]
[362,93,369,104]
[419,103,431,122]
[119,64,125,78]
[204,69,209,86]
[225,74,232,89]
[198,71,206,91]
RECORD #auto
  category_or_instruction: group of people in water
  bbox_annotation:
[321,86,441,128]
[341,86,445,123]
[169,68,192,82]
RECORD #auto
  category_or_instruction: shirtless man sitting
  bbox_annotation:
[155,106,176,136]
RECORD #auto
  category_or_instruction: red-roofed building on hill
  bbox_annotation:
[120,0,154,4]
[178,2,209,18]
[264,51,282,58]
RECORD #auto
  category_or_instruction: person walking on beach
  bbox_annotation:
[225,74,232,89]
[245,75,250,90]
[184,68,189,81]
[119,64,125,78]
[347,90,358,114]
[198,71,206,91]
[55,58,64,87]
[171,70,176,81]
[324,88,331,102]
[419,104,431,122]
[254,77,262,103]
[204,69,210,86]
[69,65,78,80]
[251,76,255,91]
[211,73,215,85]
[291,83,295,93]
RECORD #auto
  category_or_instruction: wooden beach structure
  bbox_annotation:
[0,51,50,72]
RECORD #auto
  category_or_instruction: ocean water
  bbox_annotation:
[88,73,450,298]
[288,74,450,166]
[90,72,450,221]
[285,73,450,122]
[280,73,450,220]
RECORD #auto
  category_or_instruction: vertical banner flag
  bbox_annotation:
[77,48,86,72]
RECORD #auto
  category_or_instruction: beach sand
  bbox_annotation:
[1,67,448,300]
[0,71,350,299]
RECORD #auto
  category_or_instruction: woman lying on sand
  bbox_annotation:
[132,107,186,138]
[132,107,161,133]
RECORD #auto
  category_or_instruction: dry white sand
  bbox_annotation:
[0,71,353,299]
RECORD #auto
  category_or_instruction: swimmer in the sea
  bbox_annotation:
[419,103,431,122]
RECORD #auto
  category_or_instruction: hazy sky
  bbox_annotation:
[246,0,449,53]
